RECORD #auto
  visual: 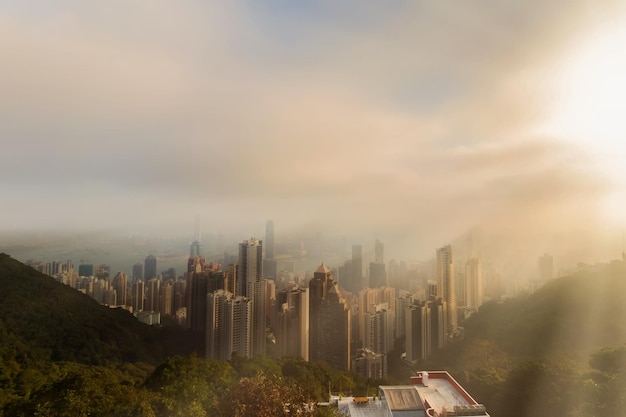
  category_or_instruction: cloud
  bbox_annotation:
[0,1,623,264]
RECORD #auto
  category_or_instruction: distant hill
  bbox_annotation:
[463,260,626,359]
[0,253,194,367]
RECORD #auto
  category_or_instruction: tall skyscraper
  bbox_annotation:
[406,302,431,362]
[132,280,145,312]
[132,262,143,281]
[350,245,363,293]
[145,278,161,312]
[274,286,309,360]
[264,220,277,280]
[144,255,157,280]
[190,241,201,258]
[238,238,265,356]
[112,272,128,306]
[265,220,275,261]
[309,264,351,370]
[465,258,483,308]
[375,239,384,263]
[436,245,457,333]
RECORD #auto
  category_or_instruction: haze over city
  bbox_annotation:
[2,1,626,265]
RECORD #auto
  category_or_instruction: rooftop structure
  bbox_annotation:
[336,371,488,417]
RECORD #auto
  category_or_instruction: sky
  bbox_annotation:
[2,1,626,262]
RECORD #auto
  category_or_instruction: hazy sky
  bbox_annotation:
[2,1,626,260]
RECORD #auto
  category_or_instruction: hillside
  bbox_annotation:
[0,253,194,367]
[422,260,626,417]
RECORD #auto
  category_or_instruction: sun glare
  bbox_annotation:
[541,17,626,227]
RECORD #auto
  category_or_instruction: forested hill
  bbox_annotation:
[466,260,626,359]
[0,253,193,366]
[425,260,626,417]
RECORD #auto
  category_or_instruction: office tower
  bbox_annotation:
[436,245,457,333]
[160,281,173,316]
[406,302,431,362]
[351,245,363,292]
[132,280,145,312]
[145,278,160,312]
[274,286,309,360]
[369,262,387,288]
[263,220,277,280]
[465,258,483,308]
[375,239,384,263]
[190,240,201,258]
[144,255,157,280]
[238,238,265,356]
[539,253,554,281]
[395,291,412,339]
[132,263,144,281]
[429,299,448,351]
[309,264,351,370]
[188,270,221,334]
[78,264,94,277]
[173,278,187,313]
[265,220,275,260]
[112,272,128,306]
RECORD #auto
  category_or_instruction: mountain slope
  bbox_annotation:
[0,253,175,366]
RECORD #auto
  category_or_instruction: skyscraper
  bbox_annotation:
[350,245,363,293]
[406,302,431,362]
[309,264,351,370]
[132,262,143,281]
[238,238,265,356]
[112,272,128,306]
[144,255,157,280]
[132,280,145,312]
[436,245,457,333]
[206,290,253,361]
[274,285,309,360]
[190,241,201,258]
[263,220,277,280]
[465,258,483,308]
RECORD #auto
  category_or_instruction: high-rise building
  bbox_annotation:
[132,280,145,312]
[206,290,253,361]
[78,264,94,277]
[364,305,392,355]
[369,262,387,288]
[375,239,384,263]
[145,278,161,312]
[264,220,277,280]
[348,245,364,293]
[429,299,448,352]
[436,245,456,333]
[395,291,412,340]
[309,264,351,370]
[274,286,309,360]
[144,255,157,280]
[132,263,143,281]
[238,238,265,356]
[190,240,201,258]
[160,281,173,316]
[406,302,431,362]
[465,258,483,308]
[112,272,128,306]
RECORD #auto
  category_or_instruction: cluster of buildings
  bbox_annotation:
[28,222,500,379]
